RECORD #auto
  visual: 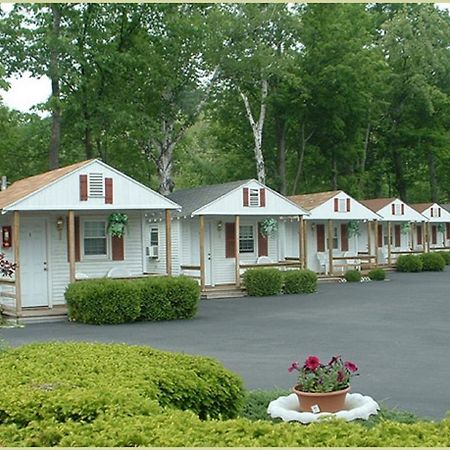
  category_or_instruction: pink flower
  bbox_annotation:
[344,361,358,373]
[304,355,321,371]
[288,361,299,373]
[336,370,346,383]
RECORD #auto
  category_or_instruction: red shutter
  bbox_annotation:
[67,217,81,262]
[80,175,88,201]
[243,188,249,207]
[259,188,266,207]
[446,223,450,239]
[105,178,113,204]
[341,224,349,251]
[432,225,437,245]
[394,225,401,247]
[334,198,339,212]
[225,223,236,258]
[377,224,383,247]
[316,224,325,252]
[346,198,350,212]
[258,223,268,256]
[401,204,404,215]
[417,225,423,245]
[391,204,395,215]
[112,235,124,261]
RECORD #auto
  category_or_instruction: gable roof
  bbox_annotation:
[360,198,396,213]
[0,160,94,210]
[289,190,341,211]
[442,204,450,213]
[168,180,250,217]
[410,203,433,213]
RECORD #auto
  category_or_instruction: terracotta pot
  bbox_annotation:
[292,385,350,413]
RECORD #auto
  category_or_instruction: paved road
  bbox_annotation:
[1,270,449,419]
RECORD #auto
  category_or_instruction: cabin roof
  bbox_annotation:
[168,180,251,217]
[289,190,342,211]
[442,203,450,213]
[410,203,433,213]
[360,198,397,212]
[0,160,94,210]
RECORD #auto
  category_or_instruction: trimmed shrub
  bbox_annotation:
[283,269,317,294]
[396,254,423,272]
[440,251,450,265]
[368,268,386,281]
[0,342,244,423]
[65,279,141,325]
[243,269,283,296]
[420,252,445,271]
[138,276,200,321]
[344,269,362,282]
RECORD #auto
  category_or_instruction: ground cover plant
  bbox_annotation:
[283,269,317,294]
[344,269,362,282]
[396,254,423,272]
[420,252,446,271]
[243,268,283,296]
[368,268,386,281]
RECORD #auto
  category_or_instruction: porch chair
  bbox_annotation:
[256,256,272,265]
[106,267,132,278]
[345,253,361,271]
[316,252,328,275]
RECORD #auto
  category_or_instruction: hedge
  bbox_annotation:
[243,268,283,296]
[440,251,450,265]
[65,276,200,324]
[396,254,423,272]
[368,268,386,281]
[0,342,244,422]
[345,269,362,282]
[283,269,317,294]
[420,252,446,271]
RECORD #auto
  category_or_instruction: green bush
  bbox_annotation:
[65,276,200,324]
[0,343,244,423]
[283,269,317,294]
[368,268,386,281]
[420,252,446,271]
[243,268,283,296]
[344,269,362,282]
[440,251,450,265]
[396,254,423,272]
[138,276,200,321]
[65,279,141,324]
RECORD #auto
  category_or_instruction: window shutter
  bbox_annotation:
[105,177,113,204]
[334,198,338,212]
[67,217,81,262]
[243,188,249,207]
[447,223,450,239]
[259,188,266,207]
[432,226,437,245]
[401,204,404,215]
[258,223,268,256]
[340,223,349,251]
[316,224,325,252]
[80,175,88,201]
[225,223,236,258]
[394,225,401,247]
[377,224,383,247]
[346,198,350,212]
[417,225,423,245]
[438,208,441,218]
[430,208,434,218]
[112,235,124,261]
[391,204,395,215]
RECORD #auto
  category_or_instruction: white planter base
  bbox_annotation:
[267,392,380,424]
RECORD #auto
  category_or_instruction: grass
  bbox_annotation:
[240,389,424,426]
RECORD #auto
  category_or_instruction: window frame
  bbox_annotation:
[393,204,402,215]
[81,219,109,260]
[239,224,255,254]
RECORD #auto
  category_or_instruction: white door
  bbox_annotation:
[20,218,49,307]
[205,223,214,286]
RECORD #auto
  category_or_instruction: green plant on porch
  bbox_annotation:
[347,220,360,238]
[437,223,445,234]
[260,218,278,237]
[401,223,411,235]
[0,253,16,278]
[107,213,128,237]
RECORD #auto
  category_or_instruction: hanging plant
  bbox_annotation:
[260,218,278,237]
[437,223,445,233]
[107,213,128,238]
[401,223,411,235]
[347,220,360,238]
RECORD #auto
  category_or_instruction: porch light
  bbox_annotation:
[56,216,64,232]
[217,221,223,232]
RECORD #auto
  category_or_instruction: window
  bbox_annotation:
[338,199,347,212]
[239,225,254,253]
[83,221,107,256]
[430,207,441,218]
[88,173,104,198]
[393,204,402,215]
[150,227,159,247]
[333,226,339,249]
[249,189,260,207]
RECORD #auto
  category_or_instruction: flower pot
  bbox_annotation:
[292,385,350,413]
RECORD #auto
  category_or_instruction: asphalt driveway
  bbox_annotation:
[1,270,449,420]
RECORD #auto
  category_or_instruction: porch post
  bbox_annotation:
[367,220,372,264]
[425,221,431,252]
[68,210,76,283]
[327,219,333,275]
[298,216,304,269]
[165,209,172,276]
[302,220,308,269]
[410,222,415,250]
[199,215,205,290]
[387,221,392,266]
[13,211,21,316]
[235,215,240,287]
[374,221,379,267]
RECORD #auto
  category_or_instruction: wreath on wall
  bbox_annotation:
[437,223,445,233]
[348,220,360,238]
[401,223,411,235]
[107,213,129,238]
[260,218,278,237]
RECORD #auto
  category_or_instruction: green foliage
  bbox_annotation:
[0,342,244,423]
[283,269,317,294]
[420,252,446,271]
[396,254,423,272]
[65,279,141,325]
[344,269,362,282]
[440,251,450,265]
[138,276,200,321]
[243,268,283,296]
[368,268,386,281]
[65,276,200,324]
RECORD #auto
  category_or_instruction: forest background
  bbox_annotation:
[1,3,450,202]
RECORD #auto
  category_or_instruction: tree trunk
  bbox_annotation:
[83,105,94,159]
[427,148,438,202]
[361,120,371,173]
[331,150,338,190]
[292,123,313,195]
[275,117,287,194]
[392,148,407,201]
[48,4,61,169]
[240,78,268,185]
